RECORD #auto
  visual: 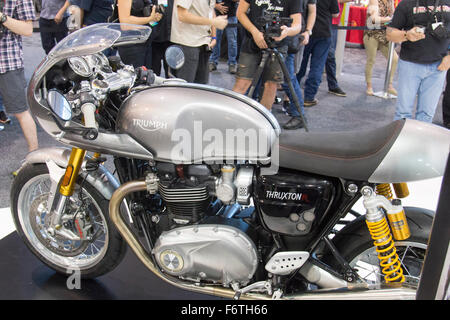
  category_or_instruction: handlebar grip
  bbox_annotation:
[81,103,97,129]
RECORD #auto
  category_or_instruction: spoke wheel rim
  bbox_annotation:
[17,174,109,271]
[349,241,427,288]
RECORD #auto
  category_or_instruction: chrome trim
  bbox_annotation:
[369,120,450,183]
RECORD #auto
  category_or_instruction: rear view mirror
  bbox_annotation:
[165,45,185,70]
[47,89,72,121]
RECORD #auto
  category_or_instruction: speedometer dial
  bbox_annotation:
[68,56,93,77]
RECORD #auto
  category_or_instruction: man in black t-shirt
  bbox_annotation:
[231,0,302,110]
[387,0,450,123]
[297,0,339,106]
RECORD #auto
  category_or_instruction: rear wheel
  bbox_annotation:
[323,207,433,288]
[11,163,127,278]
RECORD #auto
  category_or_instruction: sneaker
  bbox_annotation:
[328,87,347,97]
[228,64,237,74]
[209,62,217,72]
[282,117,305,130]
[304,99,318,107]
[281,100,290,115]
[274,97,282,105]
[0,123,4,131]
[0,111,11,124]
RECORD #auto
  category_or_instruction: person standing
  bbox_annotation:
[151,0,174,76]
[208,0,239,74]
[387,0,450,123]
[324,0,349,97]
[117,0,162,68]
[282,0,316,130]
[0,0,38,152]
[39,0,69,54]
[232,0,302,110]
[363,0,398,96]
[171,0,228,84]
[297,0,340,107]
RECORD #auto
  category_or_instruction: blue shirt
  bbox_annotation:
[40,0,68,19]
[70,0,114,25]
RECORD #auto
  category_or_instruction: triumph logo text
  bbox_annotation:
[132,118,168,132]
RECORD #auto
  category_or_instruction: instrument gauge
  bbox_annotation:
[68,56,93,77]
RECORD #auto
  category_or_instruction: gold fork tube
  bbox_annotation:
[59,147,86,197]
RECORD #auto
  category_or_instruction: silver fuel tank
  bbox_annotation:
[116,83,281,164]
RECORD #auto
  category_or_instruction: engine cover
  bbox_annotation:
[152,224,258,287]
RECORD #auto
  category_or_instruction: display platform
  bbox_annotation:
[0,232,219,300]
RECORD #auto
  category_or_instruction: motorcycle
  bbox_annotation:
[11,23,450,300]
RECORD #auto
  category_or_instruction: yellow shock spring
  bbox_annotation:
[376,183,394,200]
[366,218,405,283]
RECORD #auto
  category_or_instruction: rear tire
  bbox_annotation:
[11,162,127,279]
[322,207,433,287]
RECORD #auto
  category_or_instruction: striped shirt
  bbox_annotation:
[0,0,36,74]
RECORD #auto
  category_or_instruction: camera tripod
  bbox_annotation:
[247,41,309,132]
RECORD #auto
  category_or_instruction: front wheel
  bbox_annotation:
[323,207,433,288]
[11,163,127,278]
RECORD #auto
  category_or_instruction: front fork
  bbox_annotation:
[361,184,411,284]
[49,148,88,234]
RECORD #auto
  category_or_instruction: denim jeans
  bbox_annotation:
[325,27,339,90]
[297,37,332,101]
[209,16,238,65]
[282,52,305,117]
[394,59,446,123]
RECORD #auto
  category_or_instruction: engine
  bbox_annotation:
[149,162,258,287]
[153,162,254,226]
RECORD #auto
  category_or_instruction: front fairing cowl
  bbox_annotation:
[27,24,155,160]
[33,24,151,81]
[29,24,151,129]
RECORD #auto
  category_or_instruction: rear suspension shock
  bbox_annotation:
[361,186,406,284]
[376,183,410,200]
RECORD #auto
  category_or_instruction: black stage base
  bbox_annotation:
[0,232,219,300]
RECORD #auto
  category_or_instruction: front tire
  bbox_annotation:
[11,162,127,278]
[323,207,433,287]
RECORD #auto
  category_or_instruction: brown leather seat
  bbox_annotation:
[278,120,405,181]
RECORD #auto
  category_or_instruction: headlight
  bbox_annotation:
[68,56,93,77]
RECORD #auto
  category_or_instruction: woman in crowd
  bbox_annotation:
[363,0,398,95]
[117,0,163,68]
[151,0,174,76]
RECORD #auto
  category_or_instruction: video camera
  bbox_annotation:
[257,10,293,38]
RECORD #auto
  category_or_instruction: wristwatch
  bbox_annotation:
[306,29,312,36]
[0,12,7,24]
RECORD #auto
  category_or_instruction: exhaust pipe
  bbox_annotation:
[109,180,417,300]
